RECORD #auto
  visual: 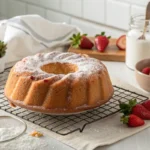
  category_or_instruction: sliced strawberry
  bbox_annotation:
[116,35,126,50]
[70,33,94,49]
[95,32,110,52]
[142,100,150,111]
[121,114,145,127]
[142,67,150,75]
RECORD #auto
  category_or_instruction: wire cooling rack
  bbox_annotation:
[0,67,148,135]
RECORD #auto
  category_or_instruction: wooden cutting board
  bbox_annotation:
[68,38,125,62]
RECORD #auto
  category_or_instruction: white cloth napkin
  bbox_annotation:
[0,15,81,66]
[0,78,150,150]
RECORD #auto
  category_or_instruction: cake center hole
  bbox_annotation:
[41,62,78,74]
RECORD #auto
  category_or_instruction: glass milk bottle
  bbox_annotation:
[126,15,150,70]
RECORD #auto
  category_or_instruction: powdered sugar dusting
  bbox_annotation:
[14,51,105,79]
[0,130,48,150]
[0,127,23,141]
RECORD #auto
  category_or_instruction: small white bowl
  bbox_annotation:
[135,58,150,92]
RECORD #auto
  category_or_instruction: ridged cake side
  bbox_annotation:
[5,67,32,100]
[5,67,113,113]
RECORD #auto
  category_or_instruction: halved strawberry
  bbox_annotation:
[142,67,150,75]
[121,114,145,127]
[116,35,126,50]
[70,33,94,49]
[95,32,111,52]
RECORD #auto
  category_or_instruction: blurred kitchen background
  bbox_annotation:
[0,0,148,37]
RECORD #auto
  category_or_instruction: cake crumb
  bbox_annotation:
[81,54,89,58]
[30,131,43,138]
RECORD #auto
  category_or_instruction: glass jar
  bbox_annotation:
[126,15,150,70]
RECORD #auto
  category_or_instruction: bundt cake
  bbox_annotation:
[4,51,114,114]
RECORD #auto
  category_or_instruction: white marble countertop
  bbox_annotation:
[95,61,150,150]
[1,61,150,150]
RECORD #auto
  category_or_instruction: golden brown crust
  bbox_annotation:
[4,52,114,114]
[6,90,113,114]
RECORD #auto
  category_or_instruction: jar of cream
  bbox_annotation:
[126,15,150,70]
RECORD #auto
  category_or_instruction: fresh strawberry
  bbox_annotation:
[132,104,150,120]
[119,99,137,116]
[70,33,94,49]
[142,67,150,75]
[79,36,94,49]
[121,114,145,127]
[142,100,150,111]
[116,35,126,50]
[95,32,111,52]
[119,99,150,120]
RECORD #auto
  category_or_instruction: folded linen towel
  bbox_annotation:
[0,15,81,66]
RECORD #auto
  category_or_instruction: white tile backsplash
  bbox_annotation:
[46,10,70,23]
[71,17,125,37]
[131,5,145,16]
[7,0,26,18]
[0,0,7,17]
[106,0,130,30]
[61,0,82,17]
[131,0,149,6]
[27,4,45,17]
[25,0,40,4]
[39,0,60,10]
[71,17,102,36]
[0,0,148,35]
[83,0,105,24]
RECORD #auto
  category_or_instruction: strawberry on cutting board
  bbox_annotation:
[116,35,126,50]
[70,33,94,49]
[95,32,111,52]
[121,114,145,127]
[119,99,150,120]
